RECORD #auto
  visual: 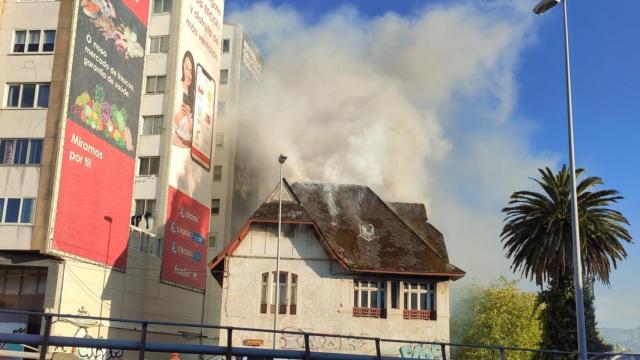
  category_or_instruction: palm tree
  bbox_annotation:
[501,166,632,356]
[501,165,632,286]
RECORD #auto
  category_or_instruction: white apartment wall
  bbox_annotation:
[0,166,40,248]
[209,25,240,256]
[131,11,171,224]
[0,4,224,356]
[210,24,255,257]
[220,223,451,357]
[0,0,59,126]
[50,248,220,360]
[0,0,60,249]
[0,2,222,354]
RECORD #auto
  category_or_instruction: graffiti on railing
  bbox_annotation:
[280,327,369,352]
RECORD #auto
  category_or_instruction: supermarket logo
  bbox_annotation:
[171,241,202,263]
[169,221,204,245]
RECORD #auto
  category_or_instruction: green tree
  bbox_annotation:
[455,279,542,360]
[538,278,612,357]
[501,166,632,356]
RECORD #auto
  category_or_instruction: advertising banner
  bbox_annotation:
[51,0,149,270]
[161,0,224,290]
[191,65,216,169]
[162,186,209,289]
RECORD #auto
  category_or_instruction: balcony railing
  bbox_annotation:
[260,304,291,314]
[403,309,436,320]
[352,307,386,318]
[128,225,161,257]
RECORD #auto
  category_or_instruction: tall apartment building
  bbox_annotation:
[204,23,261,257]
[0,0,227,358]
[133,22,261,257]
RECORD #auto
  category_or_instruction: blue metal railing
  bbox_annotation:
[0,309,637,360]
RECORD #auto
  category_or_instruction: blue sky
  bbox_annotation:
[227,0,639,329]
[517,1,640,330]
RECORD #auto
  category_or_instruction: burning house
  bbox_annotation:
[209,180,464,357]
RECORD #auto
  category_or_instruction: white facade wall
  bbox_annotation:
[130,10,171,229]
[0,2,225,357]
[219,223,451,357]
[0,0,60,249]
[209,24,244,257]
[45,249,221,360]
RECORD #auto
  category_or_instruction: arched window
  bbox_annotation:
[260,271,298,315]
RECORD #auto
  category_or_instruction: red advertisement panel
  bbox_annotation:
[53,121,134,270]
[121,0,150,26]
[161,187,209,290]
[51,0,148,270]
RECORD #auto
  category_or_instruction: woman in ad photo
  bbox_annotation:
[172,50,195,147]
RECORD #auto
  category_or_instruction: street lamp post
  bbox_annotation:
[273,154,287,349]
[533,1,588,359]
[98,215,113,339]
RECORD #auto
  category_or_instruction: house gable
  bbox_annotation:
[234,222,329,260]
[210,179,464,283]
[265,179,298,204]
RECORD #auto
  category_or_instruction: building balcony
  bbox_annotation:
[402,309,437,320]
[260,304,295,315]
[352,307,386,319]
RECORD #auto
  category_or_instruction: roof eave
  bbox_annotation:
[348,268,466,280]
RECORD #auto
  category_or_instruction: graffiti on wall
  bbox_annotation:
[279,327,369,352]
[398,344,443,359]
[72,326,124,360]
[50,308,123,360]
[277,327,446,359]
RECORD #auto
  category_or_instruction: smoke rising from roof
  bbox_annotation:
[228,1,555,282]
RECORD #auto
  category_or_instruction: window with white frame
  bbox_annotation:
[146,75,166,94]
[13,31,26,53]
[12,30,55,53]
[218,101,225,116]
[403,282,436,320]
[142,115,163,135]
[152,0,172,13]
[6,83,50,108]
[138,156,160,176]
[222,39,230,53]
[149,36,170,53]
[353,280,386,318]
[0,198,35,224]
[260,271,298,315]
[0,139,43,165]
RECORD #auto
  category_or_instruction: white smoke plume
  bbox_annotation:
[228,1,556,282]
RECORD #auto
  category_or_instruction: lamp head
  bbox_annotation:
[278,154,287,164]
[533,0,560,14]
